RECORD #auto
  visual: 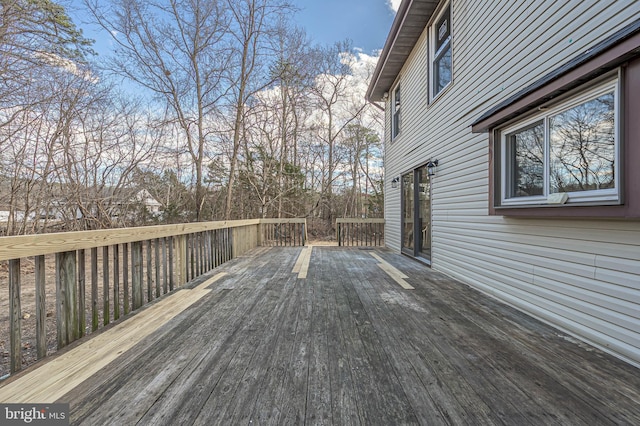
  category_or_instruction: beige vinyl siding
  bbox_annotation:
[384,0,640,367]
[384,26,431,252]
[384,98,402,251]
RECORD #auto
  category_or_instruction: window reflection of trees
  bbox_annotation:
[511,123,544,197]
[549,93,615,193]
[403,174,414,250]
[436,49,452,93]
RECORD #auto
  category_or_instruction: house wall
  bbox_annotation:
[384,0,640,367]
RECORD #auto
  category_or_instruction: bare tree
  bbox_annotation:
[86,0,229,221]
[0,62,95,234]
[53,92,162,230]
[222,0,293,219]
[308,42,369,224]
[342,123,382,217]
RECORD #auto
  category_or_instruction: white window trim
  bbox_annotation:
[499,78,620,207]
[430,1,452,102]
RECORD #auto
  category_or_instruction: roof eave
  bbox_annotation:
[366,0,440,103]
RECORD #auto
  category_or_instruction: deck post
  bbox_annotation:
[232,227,238,258]
[176,234,187,287]
[56,251,78,349]
[132,241,143,309]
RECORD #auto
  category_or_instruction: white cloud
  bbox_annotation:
[387,0,402,13]
[36,51,98,83]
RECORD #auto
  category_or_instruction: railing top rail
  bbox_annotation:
[336,218,385,224]
[259,218,307,224]
[0,219,262,261]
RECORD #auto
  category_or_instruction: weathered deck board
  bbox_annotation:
[2,246,640,425]
[377,251,640,424]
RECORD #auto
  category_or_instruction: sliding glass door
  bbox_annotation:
[401,165,432,264]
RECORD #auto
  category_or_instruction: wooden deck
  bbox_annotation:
[2,246,640,425]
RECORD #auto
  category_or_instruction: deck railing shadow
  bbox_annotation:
[0,218,306,377]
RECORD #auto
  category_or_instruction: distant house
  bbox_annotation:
[0,178,162,226]
[0,206,11,222]
[367,1,640,367]
[135,189,162,216]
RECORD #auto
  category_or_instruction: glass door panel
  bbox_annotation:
[400,165,432,263]
[417,166,431,262]
[401,173,414,254]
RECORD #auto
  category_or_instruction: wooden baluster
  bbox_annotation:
[207,231,213,271]
[162,237,168,294]
[198,232,205,276]
[102,246,110,326]
[146,240,152,302]
[35,255,47,358]
[169,237,175,291]
[192,233,197,278]
[123,243,129,315]
[197,232,202,276]
[9,258,21,373]
[77,250,86,338]
[215,230,219,265]
[113,244,120,321]
[188,234,194,281]
[91,248,98,331]
[155,239,160,298]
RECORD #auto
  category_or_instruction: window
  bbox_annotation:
[432,3,452,98]
[499,78,619,207]
[392,84,401,139]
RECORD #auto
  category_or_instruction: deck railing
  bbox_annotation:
[260,218,307,247]
[336,218,385,247]
[0,218,306,376]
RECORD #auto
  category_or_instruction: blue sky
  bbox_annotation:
[66,0,398,59]
[293,0,397,54]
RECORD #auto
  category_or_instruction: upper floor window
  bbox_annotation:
[499,77,619,207]
[432,3,452,98]
[392,84,401,139]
